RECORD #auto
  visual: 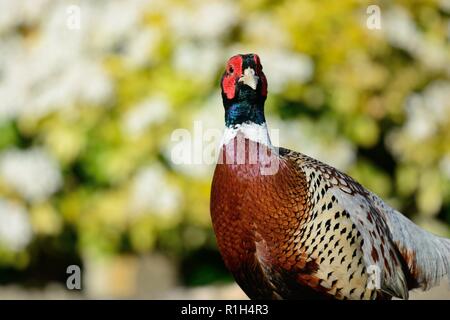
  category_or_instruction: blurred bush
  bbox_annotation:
[0,0,449,292]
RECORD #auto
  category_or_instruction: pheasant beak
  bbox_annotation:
[238,67,259,90]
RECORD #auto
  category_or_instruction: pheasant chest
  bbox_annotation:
[210,138,376,299]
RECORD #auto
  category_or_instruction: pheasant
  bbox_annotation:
[210,53,450,300]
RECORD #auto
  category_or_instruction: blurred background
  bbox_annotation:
[0,0,449,299]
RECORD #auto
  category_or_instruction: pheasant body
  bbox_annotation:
[210,54,450,300]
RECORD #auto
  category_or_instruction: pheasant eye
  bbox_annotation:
[228,66,234,74]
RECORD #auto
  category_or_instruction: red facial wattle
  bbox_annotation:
[222,55,243,100]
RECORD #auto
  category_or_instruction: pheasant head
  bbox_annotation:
[220,54,268,127]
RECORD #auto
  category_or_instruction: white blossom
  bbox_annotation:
[384,7,449,71]
[167,94,223,178]
[0,199,33,252]
[169,1,238,40]
[0,148,62,202]
[384,7,420,53]
[256,49,314,93]
[0,0,158,120]
[124,28,160,68]
[404,81,450,140]
[123,97,170,137]
[86,0,148,50]
[243,14,288,47]
[439,0,450,13]
[0,0,52,31]
[130,165,182,217]
[404,94,436,140]
[173,42,224,80]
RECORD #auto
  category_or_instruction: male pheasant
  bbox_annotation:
[210,53,450,300]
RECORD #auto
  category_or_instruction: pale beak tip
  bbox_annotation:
[239,67,259,90]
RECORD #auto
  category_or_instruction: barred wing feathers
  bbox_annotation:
[285,149,450,299]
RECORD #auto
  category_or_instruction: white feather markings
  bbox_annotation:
[221,122,272,147]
